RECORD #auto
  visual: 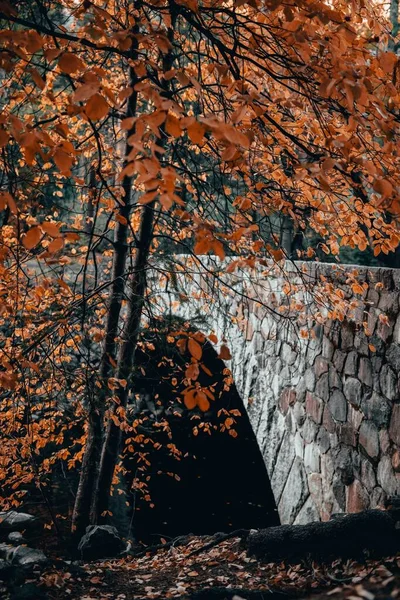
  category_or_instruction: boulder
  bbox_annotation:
[0,512,36,533]
[78,525,125,560]
[10,546,48,568]
[8,532,24,545]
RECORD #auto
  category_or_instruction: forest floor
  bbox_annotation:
[3,534,400,600]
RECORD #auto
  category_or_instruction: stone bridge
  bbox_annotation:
[156,259,400,525]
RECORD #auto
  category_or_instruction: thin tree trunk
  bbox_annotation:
[71,34,140,538]
[389,0,399,50]
[93,5,177,523]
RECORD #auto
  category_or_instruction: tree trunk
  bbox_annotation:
[71,50,140,538]
[389,0,399,50]
[92,5,177,524]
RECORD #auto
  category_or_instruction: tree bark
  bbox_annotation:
[92,4,177,524]
[71,38,140,538]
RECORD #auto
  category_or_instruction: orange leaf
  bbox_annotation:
[196,391,210,412]
[188,338,202,360]
[165,114,181,138]
[53,149,74,174]
[41,222,61,237]
[218,344,232,360]
[183,389,197,410]
[85,94,109,121]
[48,238,63,253]
[58,52,84,74]
[187,121,205,144]
[23,227,41,250]
[0,129,9,148]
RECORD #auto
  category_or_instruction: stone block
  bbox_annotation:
[344,351,358,376]
[304,369,317,392]
[361,458,376,491]
[279,387,296,415]
[293,401,306,426]
[314,356,329,377]
[328,390,347,422]
[271,432,295,503]
[354,332,369,356]
[359,420,379,459]
[347,479,369,513]
[281,342,297,366]
[278,457,309,525]
[334,447,354,485]
[389,404,400,447]
[293,496,320,524]
[302,418,318,443]
[322,336,334,360]
[343,377,362,407]
[306,392,323,424]
[361,391,391,428]
[371,486,387,508]
[380,429,391,454]
[332,476,346,510]
[333,349,346,372]
[392,450,400,473]
[340,324,355,350]
[323,405,336,433]
[329,366,342,390]
[380,364,398,401]
[308,472,323,510]
[304,443,320,474]
[387,344,400,371]
[294,431,304,458]
[377,455,398,495]
[348,405,363,431]
[359,357,373,387]
[337,423,357,447]
[316,373,330,400]
[317,427,331,454]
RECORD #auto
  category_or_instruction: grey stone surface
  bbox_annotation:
[343,377,362,407]
[0,512,36,532]
[361,392,391,428]
[359,357,373,387]
[293,496,320,524]
[344,351,358,376]
[359,421,379,459]
[328,390,347,422]
[380,364,398,400]
[278,457,308,525]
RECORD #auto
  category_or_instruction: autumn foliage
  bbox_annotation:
[0,0,399,539]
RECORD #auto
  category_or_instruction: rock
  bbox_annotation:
[344,351,358,376]
[347,479,369,513]
[305,392,323,424]
[333,350,346,372]
[315,373,329,400]
[359,421,379,459]
[344,377,362,407]
[293,402,306,426]
[0,512,36,532]
[361,459,377,491]
[301,418,318,443]
[329,366,342,390]
[380,365,398,401]
[304,368,316,392]
[317,428,331,454]
[359,357,373,387]
[278,458,308,525]
[10,546,48,567]
[361,392,391,428]
[337,423,357,447]
[328,390,347,422]
[78,525,125,560]
[304,443,320,474]
[334,447,354,485]
[293,496,320,525]
[377,455,398,496]
[314,357,329,377]
[8,532,24,545]
[387,344,400,372]
[389,404,400,446]
[323,405,336,433]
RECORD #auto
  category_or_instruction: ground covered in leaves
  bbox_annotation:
[3,534,400,600]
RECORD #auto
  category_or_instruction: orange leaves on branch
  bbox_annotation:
[183,388,210,412]
[0,191,17,213]
[40,222,61,238]
[165,114,182,138]
[85,94,109,120]
[58,53,85,75]
[378,52,398,74]
[22,227,42,250]
[188,337,202,361]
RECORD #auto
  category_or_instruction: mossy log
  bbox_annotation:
[247,510,400,563]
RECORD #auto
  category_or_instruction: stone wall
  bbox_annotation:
[161,259,400,525]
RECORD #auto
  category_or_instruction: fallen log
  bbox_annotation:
[247,509,400,563]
